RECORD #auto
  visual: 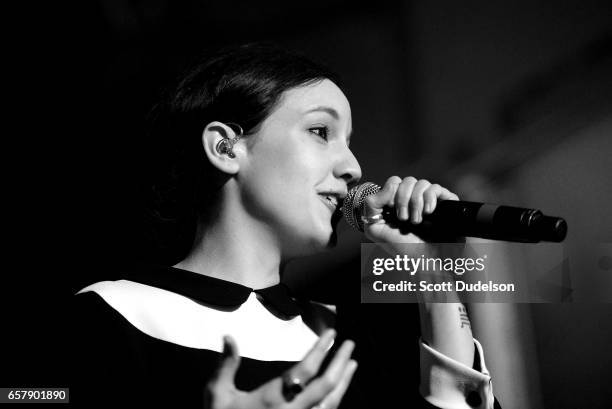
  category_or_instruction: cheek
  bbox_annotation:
[253,139,321,187]
[240,157,307,219]
[242,132,331,220]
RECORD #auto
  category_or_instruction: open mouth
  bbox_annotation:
[318,194,339,212]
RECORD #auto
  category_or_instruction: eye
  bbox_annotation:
[309,126,329,141]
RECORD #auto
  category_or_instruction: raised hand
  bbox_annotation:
[205,330,357,409]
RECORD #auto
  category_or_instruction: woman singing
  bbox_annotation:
[70,43,499,408]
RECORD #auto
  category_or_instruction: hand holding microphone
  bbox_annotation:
[348,176,459,245]
[343,176,567,243]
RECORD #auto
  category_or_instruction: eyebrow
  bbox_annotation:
[304,106,340,119]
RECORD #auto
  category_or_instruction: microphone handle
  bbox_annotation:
[380,200,567,243]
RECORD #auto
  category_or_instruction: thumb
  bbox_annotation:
[215,335,241,386]
[363,176,401,214]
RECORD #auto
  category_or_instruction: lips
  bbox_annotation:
[317,193,345,243]
[318,193,344,213]
[317,195,336,211]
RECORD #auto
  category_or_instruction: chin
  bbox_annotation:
[311,226,339,252]
[310,231,335,251]
[285,214,340,256]
[299,230,336,256]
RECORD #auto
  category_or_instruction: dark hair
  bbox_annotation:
[145,43,342,261]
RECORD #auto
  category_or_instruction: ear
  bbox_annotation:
[201,121,244,175]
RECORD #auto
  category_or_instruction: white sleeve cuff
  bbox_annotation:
[419,338,495,409]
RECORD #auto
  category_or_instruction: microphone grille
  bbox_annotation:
[342,182,381,232]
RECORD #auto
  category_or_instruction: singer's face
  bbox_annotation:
[239,79,362,257]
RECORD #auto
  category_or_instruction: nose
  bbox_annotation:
[334,145,362,188]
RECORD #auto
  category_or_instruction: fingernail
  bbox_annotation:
[425,203,432,214]
[400,207,408,220]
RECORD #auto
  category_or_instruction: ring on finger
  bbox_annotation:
[360,213,384,226]
[281,372,304,402]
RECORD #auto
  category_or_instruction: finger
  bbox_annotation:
[320,339,355,381]
[439,187,459,201]
[295,340,355,407]
[363,176,401,214]
[288,329,336,384]
[409,179,431,224]
[424,185,459,217]
[317,360,358,409]
[423,184,443,214]
[394,176,417,221]
[215,335,241,386]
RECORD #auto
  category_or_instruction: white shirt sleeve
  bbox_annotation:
[419,338,495,409]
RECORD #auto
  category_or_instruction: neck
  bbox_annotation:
[174,194,283,289]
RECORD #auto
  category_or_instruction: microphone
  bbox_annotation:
[342,182,567,243]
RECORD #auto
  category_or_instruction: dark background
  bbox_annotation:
[5,1,612,407]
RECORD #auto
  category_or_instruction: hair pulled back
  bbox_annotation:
[146,43,341,261]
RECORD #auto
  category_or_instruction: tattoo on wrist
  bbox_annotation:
[459,305,471,329]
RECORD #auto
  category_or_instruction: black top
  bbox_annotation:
[68,265,500,408]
